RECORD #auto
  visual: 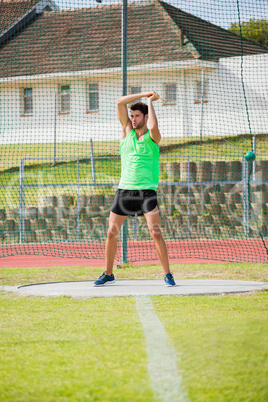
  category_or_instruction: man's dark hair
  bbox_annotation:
[130,102,148,116]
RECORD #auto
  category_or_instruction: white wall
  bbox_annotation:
[197,54,268,138]
[0,72,184,144]
[0,54,267,145]
[0,78,122,144]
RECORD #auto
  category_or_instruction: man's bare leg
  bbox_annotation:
[144,206,170,275]
[105,212,127,275]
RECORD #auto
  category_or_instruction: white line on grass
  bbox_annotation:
[135,296,189,402]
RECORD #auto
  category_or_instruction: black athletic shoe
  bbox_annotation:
[93,272,115,287]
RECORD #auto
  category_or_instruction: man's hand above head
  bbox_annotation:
[148,91,161,102]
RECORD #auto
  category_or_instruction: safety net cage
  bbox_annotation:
[0,0,268,263]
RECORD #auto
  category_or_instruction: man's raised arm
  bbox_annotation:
[148,92,161,145]
[117,92,153,129]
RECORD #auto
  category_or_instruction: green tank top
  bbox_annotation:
[118,129,159,191]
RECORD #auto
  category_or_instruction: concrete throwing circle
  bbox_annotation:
[2,279,268,298]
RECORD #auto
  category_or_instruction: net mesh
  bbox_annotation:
[0,0,268,263]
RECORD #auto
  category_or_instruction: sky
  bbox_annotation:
[55,0,268,29]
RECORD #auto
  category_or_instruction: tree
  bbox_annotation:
[229,19,268,48]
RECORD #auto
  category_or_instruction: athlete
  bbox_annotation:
[94,91,176,287]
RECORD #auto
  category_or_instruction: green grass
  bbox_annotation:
[0,294,153,401]
[0,262,268,287]
[153,292,268,401]
[0,140,121,171]
[0,264,267,401]
[162,133,268,159]
[1,133,268,172]
[1,292,267,402]
[0,159,120,208]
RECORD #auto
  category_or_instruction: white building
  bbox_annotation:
[0,0,267,144]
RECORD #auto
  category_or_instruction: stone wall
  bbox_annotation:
[1,181,267,243]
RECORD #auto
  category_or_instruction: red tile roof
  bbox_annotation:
[0,0,267,79]
[0,0,40,33]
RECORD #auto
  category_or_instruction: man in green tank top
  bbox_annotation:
[94,91,176,287]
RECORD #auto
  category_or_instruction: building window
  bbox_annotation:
[59,84,70,113]
[130,86,141,103]
[163,83,177,104]
[21,88,33,115]
[87,83,99,112]
[195,80,209,104]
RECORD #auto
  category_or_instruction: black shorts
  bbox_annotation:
[111,189,158,216]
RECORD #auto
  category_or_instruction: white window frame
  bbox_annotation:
[21,87,33,116]
[87,83,99,112]
[59,84,71,113]
[163,83,177,105]
[194,80,209,104]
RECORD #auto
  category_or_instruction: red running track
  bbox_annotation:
[0,238,267,267]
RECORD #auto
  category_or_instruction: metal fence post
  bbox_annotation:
[121,0,128,264]
[242,156,249,238]
[121,217,128,263]
[54,91,57,166]
[133,213,137,241]
[77,157,80,241]
[187,156,191,238]
[90,138,96,184]
[19,158,25,244]
[252,135,256,182]
[200,68,205,145]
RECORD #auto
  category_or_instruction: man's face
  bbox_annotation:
[130,110,148,129]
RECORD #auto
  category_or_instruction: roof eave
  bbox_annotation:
[0,0,59,46]
[0,60,218,84]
